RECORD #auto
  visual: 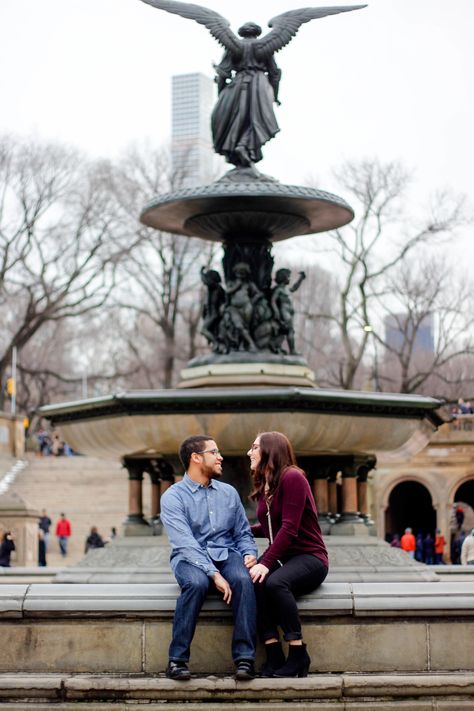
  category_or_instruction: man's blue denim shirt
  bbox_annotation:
[160,473,257,577]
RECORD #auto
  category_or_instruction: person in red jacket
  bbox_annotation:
[247,431,328,678]
[434,529,446,564]
[400,527,416,558]
[55,513,72,557]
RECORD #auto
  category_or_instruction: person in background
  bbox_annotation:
[84,526,105,553]
[37,429,51,456]
[0,531,15,567]
[461,528,474,566]
[400,528,416,558]
[38,509,52,551]
[434,529,446,564]
[55,513,72,557]
[38,528,47,567]
[455,505,465,529]
[390,534,401,548]
[247,431,328,678]
[51,432,64,456]
[451,531,466,565]
[414,533,424,562]
[423,532,434,565]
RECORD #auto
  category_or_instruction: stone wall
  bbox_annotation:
[1,581,474,675]
[0,412,24,457]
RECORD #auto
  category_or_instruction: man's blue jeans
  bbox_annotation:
[169,550,256,663]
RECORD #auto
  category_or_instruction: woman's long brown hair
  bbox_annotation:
[250,431,301,501]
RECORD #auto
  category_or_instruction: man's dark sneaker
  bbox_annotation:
[165,661,191,680]
[234,659,255,680]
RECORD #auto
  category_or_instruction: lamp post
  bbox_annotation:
[11,347,17,417]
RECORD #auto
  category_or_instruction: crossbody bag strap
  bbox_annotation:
[266,498,283,567]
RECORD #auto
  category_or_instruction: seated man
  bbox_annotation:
[160,434,257,680]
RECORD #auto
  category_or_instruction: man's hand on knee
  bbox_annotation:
[212,572,232,604]
[244,554,257,569]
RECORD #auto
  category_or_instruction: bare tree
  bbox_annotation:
[304,158,467,389]
[374,256,474,394]
[109,143,218,388]
[12,315,141,420]
[0,134,142,409]
[287,262,345,385]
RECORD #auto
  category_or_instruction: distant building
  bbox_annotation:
[171,72,218,187]
[384,313,435,355]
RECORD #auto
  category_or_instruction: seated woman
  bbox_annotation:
[246,431,328,677]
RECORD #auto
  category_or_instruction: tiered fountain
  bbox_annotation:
[41,1,444,582]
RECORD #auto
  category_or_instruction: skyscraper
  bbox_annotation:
[171,73,217,187]
[384,313,435,355]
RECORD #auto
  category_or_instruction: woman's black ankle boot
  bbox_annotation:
[273,643,311,678]
[260,641,286,677]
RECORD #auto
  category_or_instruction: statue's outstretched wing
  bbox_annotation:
[258,5,367,56]
[138,0,240,52]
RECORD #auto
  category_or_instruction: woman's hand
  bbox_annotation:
[249,563,270,583]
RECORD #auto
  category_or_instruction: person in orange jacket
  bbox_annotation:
[55,513,72,557]
[400,527,416,558]
[434,529,446,564]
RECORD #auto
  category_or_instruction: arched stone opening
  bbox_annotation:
[385,480,436,540]
[451,478,474,562]
[454,479,474,513]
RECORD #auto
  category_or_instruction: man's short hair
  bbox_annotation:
[179,435,214,471]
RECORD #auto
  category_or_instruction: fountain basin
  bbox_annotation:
[39,387,444,461]
[140,172,354,241]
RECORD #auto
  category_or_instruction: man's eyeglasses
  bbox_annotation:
[197,448,221,456]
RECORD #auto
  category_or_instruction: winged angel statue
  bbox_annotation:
[139,1,366,169]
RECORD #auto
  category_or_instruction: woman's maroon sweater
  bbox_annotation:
[251,467,329,570]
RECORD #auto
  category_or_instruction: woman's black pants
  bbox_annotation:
[254,554,328,641]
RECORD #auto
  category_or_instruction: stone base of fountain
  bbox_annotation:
[55,534,438,585]
[179,360,316,388]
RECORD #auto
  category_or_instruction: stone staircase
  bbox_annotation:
[0,455,15,483]
[5,455,145,567]
[0,673,473,709]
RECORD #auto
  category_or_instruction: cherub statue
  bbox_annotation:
[139,1,366,169]
[221,262,261,352]
[200,267,226,351]
[271,268,306,354]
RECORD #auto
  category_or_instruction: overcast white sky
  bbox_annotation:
[1,0,473,250]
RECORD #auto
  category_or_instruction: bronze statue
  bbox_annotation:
[199,262,308,355]
[139,1,366,169]
[271,268,306,354]
[200,267,226,350]
[221,262,261,352]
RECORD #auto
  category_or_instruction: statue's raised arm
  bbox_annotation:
[257,5,367,56]
[138,0,240,53]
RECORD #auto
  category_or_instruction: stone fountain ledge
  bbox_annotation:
[1,582,474,680]
[3,582,474,618]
